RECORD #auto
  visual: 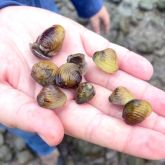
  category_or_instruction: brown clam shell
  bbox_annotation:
[122,99,152,125]
[109,86,135,105]
[67,53,87,75]
[31,60,58,86]
[55,63,82,88]
[75,82,95,104]
[37,85,67,110]
[30,25,65,59]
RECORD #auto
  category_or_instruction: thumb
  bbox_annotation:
[0,83,64,146]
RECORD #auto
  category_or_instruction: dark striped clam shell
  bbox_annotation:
[122,99,152,125]
[30,25,65,59]
[55,63,82,88]
[67,53,87,75]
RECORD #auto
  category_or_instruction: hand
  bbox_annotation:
[90,6,110,34]
[0,6,165,160]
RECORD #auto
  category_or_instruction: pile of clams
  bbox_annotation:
[30,25,95,110]
[30,24,152,125]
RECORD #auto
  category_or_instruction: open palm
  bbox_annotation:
[0,6,165,160]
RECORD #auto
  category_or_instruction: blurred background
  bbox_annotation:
[0,0,165,164]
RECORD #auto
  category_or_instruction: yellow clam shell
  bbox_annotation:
[93,48,119,73]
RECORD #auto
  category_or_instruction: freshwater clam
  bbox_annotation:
[37,85,67,109]
[109,86,135,105]
[75,82,95,104]
[55,63,82,88]
[93,48,119,73]
[30,25,65,59]
[122,99,152,125]
[67,53,87,75]
[31,61,58,86]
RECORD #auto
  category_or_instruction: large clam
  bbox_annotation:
[30,25,65,59]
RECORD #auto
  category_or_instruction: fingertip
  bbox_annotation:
[36,109,64,146]
[21,104,64,146]
[132,54,154,80]
[141,58,154,80]
[111,43,154,80]
[39,127,64,146]
[91,20,100,34]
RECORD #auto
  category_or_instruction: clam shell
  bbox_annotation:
[93,48,119,73]
[55,63,82,88]
[30,25,65,59]
[37,85,67,109]
[31,61,58,86]
[75,82,95,104]
[67,53,87,75]
[109,86,135,105]
[122,99,152,125]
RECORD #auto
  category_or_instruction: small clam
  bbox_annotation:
[93,48,119,73]
[109,86,135,105]
[67,53,87,75]
[55,63,82,88]
[75,82,95,104]
[30,25,65,59]
[31,60,58,86]
[37,85,67,110]
[122,99,152,125]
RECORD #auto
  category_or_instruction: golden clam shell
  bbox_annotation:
[93,48,119,73]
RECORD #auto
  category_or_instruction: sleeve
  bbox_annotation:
[70,0,103,19]
[0,0,59,13]
[0,0,23,9]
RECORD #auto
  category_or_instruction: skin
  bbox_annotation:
[90,6,110,34]
[0,6,165,160]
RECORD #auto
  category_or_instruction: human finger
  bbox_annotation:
[81,29,153,80]
[0,83,64,146]
[102,16,110,33]
[90,17,100,34]
[100,6,110,33]
[88,84,165,135]
[57,101,165,159]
